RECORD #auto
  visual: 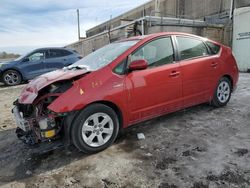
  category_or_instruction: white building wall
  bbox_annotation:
[233,7,250,72]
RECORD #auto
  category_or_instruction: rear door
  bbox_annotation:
[175,35,220,108]
[45,49,72,72]
[125,36,183,124]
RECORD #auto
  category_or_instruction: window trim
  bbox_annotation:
[174,35,211,62]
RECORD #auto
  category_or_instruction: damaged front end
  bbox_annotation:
[13,81,71,146]
[12,69,89,150]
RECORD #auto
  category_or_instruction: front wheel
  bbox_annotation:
[71,104,119,153]
[2,70,22,86]
[211,77,232,107]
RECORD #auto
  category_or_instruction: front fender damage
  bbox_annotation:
[19,69,89,104]
[12,69,90,152]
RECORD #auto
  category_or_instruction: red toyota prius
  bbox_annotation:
[13,32,239,153]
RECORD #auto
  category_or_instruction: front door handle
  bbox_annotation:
[211,62,218,67]
[170,71,180,77]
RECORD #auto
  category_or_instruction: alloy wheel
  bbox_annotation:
[217,81,230,103]
[81,112,114,147]
[4,71,20,85]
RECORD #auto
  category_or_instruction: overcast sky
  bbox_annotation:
[0,0,149,54]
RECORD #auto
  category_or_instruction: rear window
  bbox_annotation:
[176,36,209,60]
[49,49,72,58]
[205,41,221,54]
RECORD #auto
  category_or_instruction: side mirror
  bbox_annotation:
[128,59,148,71]
[22,57,29,62]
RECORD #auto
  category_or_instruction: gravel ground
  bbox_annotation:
[0,74,250,188]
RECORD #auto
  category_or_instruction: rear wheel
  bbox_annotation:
[2,70,22,86]
[71,104,119,153]
[211,77,232,107]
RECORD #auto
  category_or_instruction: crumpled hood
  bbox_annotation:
[18,69,89,104]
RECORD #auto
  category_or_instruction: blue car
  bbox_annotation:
[0,47,82,86]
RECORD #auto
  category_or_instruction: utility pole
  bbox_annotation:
[108,15,112,43]
[141,8,145,35]
[230,0,235,19]
[155,0,161,17]
[77,9,81,40]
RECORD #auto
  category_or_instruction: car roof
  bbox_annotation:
[33,47,75,52]
[119,32,207,42]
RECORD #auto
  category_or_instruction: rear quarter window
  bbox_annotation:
[62,50,73,56]
[205,41,221,55]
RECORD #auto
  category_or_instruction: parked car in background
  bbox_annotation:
[0,47,82,86]
[13,32,239,154]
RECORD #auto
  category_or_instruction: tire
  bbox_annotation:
[71,103,120,153]
[211,77,232,107]
[2,70,22,86]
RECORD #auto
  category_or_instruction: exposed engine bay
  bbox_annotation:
[13,80,73,147]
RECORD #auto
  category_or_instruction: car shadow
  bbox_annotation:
[0,103,215,185]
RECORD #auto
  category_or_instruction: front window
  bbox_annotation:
[70,40,139,71]
[27,51,45,62]
[129,37,174,68]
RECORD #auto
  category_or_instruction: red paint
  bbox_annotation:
[18,32,239,128]
[129,59,148,71]
[18,69,89,104]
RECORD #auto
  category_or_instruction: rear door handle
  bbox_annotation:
[170,71,180,77]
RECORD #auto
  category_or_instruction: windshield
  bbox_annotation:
[70,40,139,70]
[15,50,35,61]
[15,54,26,61]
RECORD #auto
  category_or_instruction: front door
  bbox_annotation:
[20,50,47,80]
[125,37,182,124]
